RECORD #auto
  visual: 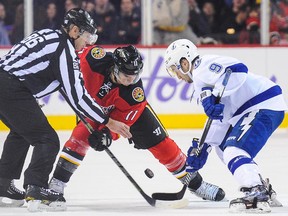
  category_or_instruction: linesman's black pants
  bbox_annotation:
[0,71,59,188]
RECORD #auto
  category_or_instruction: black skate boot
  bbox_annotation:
[25,185,66,212]
[0,179,25,207]
[229,185,271,213]
[181,172,225,201]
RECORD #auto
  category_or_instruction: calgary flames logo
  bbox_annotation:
[132,87,144,102]
[91,47,105,59]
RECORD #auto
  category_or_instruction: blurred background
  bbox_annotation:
[0,0,287,131]
[0,0,288,46]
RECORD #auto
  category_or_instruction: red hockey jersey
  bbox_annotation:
[78,46,147,127]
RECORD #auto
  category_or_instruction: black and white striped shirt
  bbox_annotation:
[0,28,108,124]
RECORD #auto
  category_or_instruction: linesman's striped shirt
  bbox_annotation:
[0,28,108,124]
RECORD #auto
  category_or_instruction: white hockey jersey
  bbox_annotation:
[189,55,288,146]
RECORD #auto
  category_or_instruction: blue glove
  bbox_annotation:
[186,138,211,173]
[200,87,224,120]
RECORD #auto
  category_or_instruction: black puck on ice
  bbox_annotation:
[144,168,154,179]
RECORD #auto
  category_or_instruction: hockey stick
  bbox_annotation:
[152,185,187,201]
[196,67,232,152]
[152,68,232,201]
[58,89,156,206]
[59,90,188,208]
[78,116,157,206]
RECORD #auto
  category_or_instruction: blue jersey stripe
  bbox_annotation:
[227,63,248,73]
[233,85,282,117]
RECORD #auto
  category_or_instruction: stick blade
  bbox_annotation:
[155,198,189,209]
[152,185,187,201]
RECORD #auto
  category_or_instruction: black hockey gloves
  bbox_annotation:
[88,128,112,151]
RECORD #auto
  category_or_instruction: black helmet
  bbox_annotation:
[63,8,97,34]
[113,45,143,76]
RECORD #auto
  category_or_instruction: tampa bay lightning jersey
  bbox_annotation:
[190,54,287,126]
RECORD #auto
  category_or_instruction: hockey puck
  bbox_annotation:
[144,168,154,179]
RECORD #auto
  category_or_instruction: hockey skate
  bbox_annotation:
[189,180,225,201]
[229,185,271,213]
[0,180,25,207]
[25,185,66,212]
[261,178,282,207]
[49,177,66,194]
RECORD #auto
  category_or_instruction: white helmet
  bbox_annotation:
[164,39,199,77]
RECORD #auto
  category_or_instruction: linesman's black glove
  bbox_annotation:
[88,128,112,151]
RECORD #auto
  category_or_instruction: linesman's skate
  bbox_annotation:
[0,180,25,207]
[25,185,66,212]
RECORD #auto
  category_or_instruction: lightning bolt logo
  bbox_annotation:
[237,110,258,141]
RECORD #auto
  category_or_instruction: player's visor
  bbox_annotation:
[118,70,142,84]
[166,64,189,77]
[79,30,98,45]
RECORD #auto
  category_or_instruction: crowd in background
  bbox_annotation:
[0,0,288,46]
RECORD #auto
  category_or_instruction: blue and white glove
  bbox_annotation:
[200,87,224,120]
[186,138,211,173]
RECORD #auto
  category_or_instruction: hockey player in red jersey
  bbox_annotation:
[49,45,225,202]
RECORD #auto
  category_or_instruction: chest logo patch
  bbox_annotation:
[132,87,144,102]
[98,81,112,98]
[91,47,105,59]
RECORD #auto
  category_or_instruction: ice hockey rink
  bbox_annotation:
[0,129,288,216]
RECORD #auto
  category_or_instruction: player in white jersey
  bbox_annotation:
[164,39,288,213]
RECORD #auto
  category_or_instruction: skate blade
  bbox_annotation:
[27,200,67,212]
[229,201,271,213]
[0,197,24,207]
[155,198,189,209]
[269,198,283,207]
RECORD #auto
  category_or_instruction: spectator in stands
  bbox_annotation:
[65,0,81,12]
[112,0,141,44]
[220,0,248,21]
[219,4,249,43]
[41,1,60,30]
[133,0,141,10]
[239,5,260,44]
[188,0,210,37]
[0,2,10,45]
[92,0,116,44]
[270,31,281,45]
[153,0,200,45]
[82,0,96,15]
[202,2,218,34]
[196,0,226,25]
[9,3,24,45]
[271,0,288,39]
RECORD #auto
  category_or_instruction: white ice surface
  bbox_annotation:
[0,129,288,216]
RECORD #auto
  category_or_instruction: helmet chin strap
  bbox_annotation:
[73,31,81,42]
[62,26,79,48]
[187,61,193,75]
[110,69,119,84]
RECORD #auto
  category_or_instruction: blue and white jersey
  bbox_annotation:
[189,55,287,145]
